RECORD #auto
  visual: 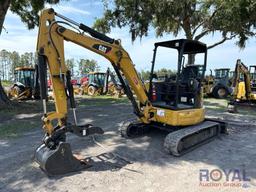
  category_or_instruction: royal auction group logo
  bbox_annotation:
[199,169,254,188]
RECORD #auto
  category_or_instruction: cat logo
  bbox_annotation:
[93,44,112,54]
[99,45,107,53]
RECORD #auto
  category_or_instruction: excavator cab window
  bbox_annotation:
[249,66,256,90]
[249,66,256,81]
[215,69,230,79]
[149,39,207,110]
[15,68,35,87]
[96,73,105,85]
[88,73,106,88]
[88,73,94,84]
[23,70,34,87]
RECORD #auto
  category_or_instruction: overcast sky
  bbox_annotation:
[0,0,255,74]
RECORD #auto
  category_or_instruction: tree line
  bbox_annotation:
[0,50,35,81]
[0,48,173,82]
[0,49,100,81]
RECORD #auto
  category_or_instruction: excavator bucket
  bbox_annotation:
[35,125,104,176]
[35,142,89,176]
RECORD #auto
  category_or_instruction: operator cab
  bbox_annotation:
[249,65,256,91]
[88,72,106,86]
[149,39,207,110]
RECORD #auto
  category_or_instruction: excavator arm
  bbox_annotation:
[232,59,252,99]
[37,8,151,135]
[35,8,152,175]
[228,59,256,112]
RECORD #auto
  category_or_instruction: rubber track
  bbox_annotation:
[164,121,221,156]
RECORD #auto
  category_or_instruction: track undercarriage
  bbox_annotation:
[120,119,227,156]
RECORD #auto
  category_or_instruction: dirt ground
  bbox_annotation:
[0,97,256,192]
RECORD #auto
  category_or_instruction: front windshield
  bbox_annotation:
[95,74,105,85]
[16,70,34,86]
[215,69,229,79]
[250,73,256,80]
[181,65,204,81]
[152,46,177,82]
[152,46,206,82]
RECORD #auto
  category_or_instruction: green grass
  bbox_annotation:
[204,98,228,111]
[0,96,129,139]
[1,80,12,87]
[204,98,256,116]
[0,101,46,139]
[76,95,129,107]
[0,101,43,115]
[0,120,40,139]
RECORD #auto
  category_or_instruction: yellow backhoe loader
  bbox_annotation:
[35,9,227,176]
[8,66,40,100]
[74,69,123,96]
[74,70,109,96]
[202,68,233,99]
[228,59,256,112]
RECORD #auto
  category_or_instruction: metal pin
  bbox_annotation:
[55,12,79,27]
[43,99,47,115]
[72,108,77,125]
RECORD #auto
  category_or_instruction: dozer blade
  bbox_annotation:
[164,120,227,156]
[35,142,90,176]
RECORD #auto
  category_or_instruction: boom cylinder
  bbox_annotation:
[38,54,48,114]
[66,70,76,109]
[66,70,78,125]
[54,10,115,44]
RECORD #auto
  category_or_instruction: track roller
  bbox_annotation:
[120,119,149,138]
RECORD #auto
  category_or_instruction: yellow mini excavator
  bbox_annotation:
[35,9,227,176]
[228,59,256,112]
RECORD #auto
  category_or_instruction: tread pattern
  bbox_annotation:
[164,121,221,156]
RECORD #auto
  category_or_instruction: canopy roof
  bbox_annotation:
[155,39,207,54]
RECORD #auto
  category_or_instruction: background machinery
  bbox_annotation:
[203,68,233,98]
[35,9,227,176]
[77,71,109,96]
[228,59,256,112]
[75,69,123,97]
[8,66,40,100]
